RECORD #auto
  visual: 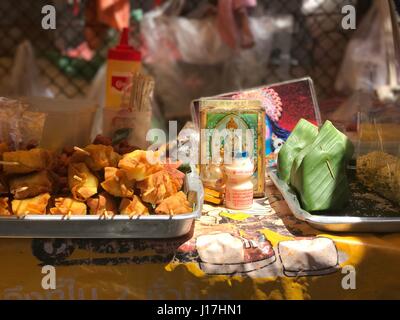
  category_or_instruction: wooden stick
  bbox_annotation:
[100,209,109,220]
[143,187,155,196]
[73,146,90,156]
[326,160,335,180]
[15,186,29,193]
[0,161,20,166]
[64,210,72,220]
[73,175,83,182]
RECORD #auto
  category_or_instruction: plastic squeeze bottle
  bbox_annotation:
[224,151,254,210]
[105,27,141,109]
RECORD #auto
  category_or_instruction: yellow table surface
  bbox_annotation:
[1,179,399,300]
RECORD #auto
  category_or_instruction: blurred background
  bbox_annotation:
[0,0,377,123]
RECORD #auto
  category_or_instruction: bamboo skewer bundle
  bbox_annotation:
[128,72,155,112]
[122,73,155,149]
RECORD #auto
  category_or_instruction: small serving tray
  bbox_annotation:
[269,168,400,233]
[0,167,204,238]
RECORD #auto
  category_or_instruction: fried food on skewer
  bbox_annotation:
[155,191,192,215]
[11,193,51,216]
[0,197,11,216]
[2,148,54,175]
[68,163,98,201]
[101,167,134,198]
[70,144,121,171]
[120,195,149,216]
[49,197,87,216]
[118,150,163,181]
[136,168,183,205]
[9,170,53,199]
[87,192,118,217]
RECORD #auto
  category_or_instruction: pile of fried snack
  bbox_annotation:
[0,136,192,217]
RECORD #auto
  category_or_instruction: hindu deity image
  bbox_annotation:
[233,87,290,158]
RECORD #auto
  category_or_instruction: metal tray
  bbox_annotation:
[269,168,400,233]
[0,168,204,238]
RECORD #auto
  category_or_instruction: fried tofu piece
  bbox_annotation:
[155,191,192,215]
[101,167,134,198]
[87,192,118,216]
[0,197,11,216]
[2,148,54,175]
[68,163,98,201]
[11,193,51,216]
[49,197,87,215]
[119,195,149,216]
[70,144,121,171]
[9,170,53,199]
[137,169,183,205]
[118,150,163,181]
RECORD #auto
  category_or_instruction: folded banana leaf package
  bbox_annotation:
[277,119,319,183]
[282,120,354,212]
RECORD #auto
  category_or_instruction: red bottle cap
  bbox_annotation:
[108,27,141,61]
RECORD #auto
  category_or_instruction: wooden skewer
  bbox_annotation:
[143,187,155,196]
[73,146,90,156]
[326,160,335,180]
[18,213,27,219]
[100,209,109,220]
[0,161,20,166]
[73,175,83,182]
[16,186,29,193]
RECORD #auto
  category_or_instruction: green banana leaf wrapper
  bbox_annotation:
[277,119,318,183]
[290,120,354,212]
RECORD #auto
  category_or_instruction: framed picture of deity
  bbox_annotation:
[192,77,321,165]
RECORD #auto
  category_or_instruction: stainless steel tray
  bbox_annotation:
[0,168,204,238]
[269,168,400,233]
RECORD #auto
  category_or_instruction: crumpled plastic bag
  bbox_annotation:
[141,0,276,118]
[0,98,46,150]
[335,2,389,94]
[169,17,233,65]
[5,40,53,98]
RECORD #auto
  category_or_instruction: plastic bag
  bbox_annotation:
[335,2,389,94]
[0,98,46,150]
[355,107,400,206]
[5,41,53,98]
[141,0,277,119]
[328,90,375,132]
[87,63,107,139]
[103,73,155,149]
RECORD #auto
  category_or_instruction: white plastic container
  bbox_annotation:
[23,96,98,150]
[224,152,254,210]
